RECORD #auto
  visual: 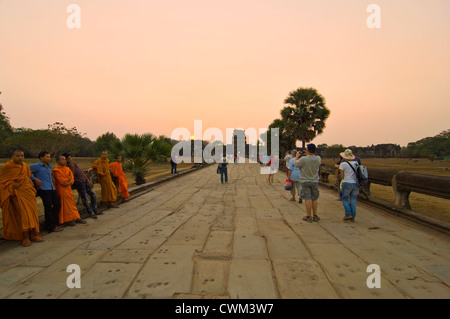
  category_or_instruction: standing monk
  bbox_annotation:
[52,155,86,226]
[90,151,118,208]
[0,150,44,247]
[109,155,130,203]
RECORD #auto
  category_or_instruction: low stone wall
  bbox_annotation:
[318,164,450,233]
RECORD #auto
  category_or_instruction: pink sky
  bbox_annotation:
[1,0,449,147]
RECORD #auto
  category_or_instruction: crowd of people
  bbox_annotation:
[0,150,131,247]
[1,145,364,247]
[282,144,362,223]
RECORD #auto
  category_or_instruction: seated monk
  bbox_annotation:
[0,150,44,247]
[52,155,86,226]
[90,151,119,208]
[109,155,130,203]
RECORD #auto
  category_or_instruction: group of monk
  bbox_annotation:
[0,150,130,247]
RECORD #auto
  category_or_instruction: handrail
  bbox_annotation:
[318,164,450,210]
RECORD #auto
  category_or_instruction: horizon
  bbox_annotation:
[1,0,449,148]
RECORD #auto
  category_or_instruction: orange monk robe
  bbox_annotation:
[91,158,117,203]
[0,161,40,241]
[52,165,80,224]
[109,162,130,199]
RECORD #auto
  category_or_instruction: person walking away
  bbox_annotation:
[287,150,302,203]
[52,155,86,226]
[109,155,130,203]
[63,153,99,219]
[339,149,360,222]
[170,155,178,175]
[220,157,228,183]
[268,155,279,185]
[30,151,63,232]
[0,150,44,246]
[284,151,293,177]
[90,151,119,208]
[294,144,321,223]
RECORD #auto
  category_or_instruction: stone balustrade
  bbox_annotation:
[318,164,450,210]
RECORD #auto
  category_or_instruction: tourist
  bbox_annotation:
[0,150,44,246]
[63,152,99,219]
[109,155,130,203]
[339,149,360,222]
[287,150,302,203]
[219,157,228,183]
[294,144,321,223]
[170,155,178,175]
[268,155,279,186]
[334,155,343,201]
[90,151,119,208]
[284,151,293,177]
[30,151,63,233]
[52,155,87,226]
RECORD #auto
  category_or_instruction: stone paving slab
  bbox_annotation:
[61,262,142,299]
[0,162,449,299]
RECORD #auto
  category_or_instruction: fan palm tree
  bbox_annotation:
[281,87,330,149]
[112,133,172,185]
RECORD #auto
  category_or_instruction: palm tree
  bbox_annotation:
[281,87,330,149]
[112,133,172,185]
[260,119,297,157]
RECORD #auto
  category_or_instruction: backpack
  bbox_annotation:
[346,162,369,186]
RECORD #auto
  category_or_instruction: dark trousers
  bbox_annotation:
[171,164,177,174]
[76,182,97,215]
[37,189,61,231]
[221,169,228,183]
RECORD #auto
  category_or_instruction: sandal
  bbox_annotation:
[22,238,31,247]
[302,216,313,223]
[31,236,45,242]
[50,227,64,233]
[313,215,320,222]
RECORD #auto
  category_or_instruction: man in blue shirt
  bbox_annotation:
[30,151,63,233]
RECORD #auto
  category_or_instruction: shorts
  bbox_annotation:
[300,182,319,200]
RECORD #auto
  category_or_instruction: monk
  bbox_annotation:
[52,155,86,226]
[109,155,130,203]
[90,151,119,208]
[0,150,44,247]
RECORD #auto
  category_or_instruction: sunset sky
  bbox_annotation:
[1,0,449,148]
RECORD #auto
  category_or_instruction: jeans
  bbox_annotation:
[37,189,61,231]
[341,182,359,218]
[76,182,97,215]
[221,169,228,183]
[171,164,177,174]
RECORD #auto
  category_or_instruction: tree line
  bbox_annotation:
[0,103,177,184]
[261,87,449,159]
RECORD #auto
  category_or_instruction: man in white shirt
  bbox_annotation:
[339,149,360,222]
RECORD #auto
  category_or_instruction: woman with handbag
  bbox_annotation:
[287,150,302,203]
